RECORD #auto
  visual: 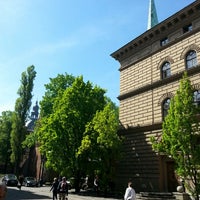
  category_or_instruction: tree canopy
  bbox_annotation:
[77,102,121,189]
[38,76,106,172]
[39,73,75,117]
[27,74,121,192]
[0,111,13,173]
[10,65,36,174]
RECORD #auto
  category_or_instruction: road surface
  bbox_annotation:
[5,186,123,200]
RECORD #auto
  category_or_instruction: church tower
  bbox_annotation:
[147,0,158,29]
[26,101,39,132]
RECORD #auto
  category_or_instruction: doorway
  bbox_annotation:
[166,161,178,192]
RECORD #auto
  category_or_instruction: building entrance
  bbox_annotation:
[166,161,178,192]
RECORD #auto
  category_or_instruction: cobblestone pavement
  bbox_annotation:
[5,186,123,200]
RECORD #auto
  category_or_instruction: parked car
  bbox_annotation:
[2,174,18,186]
[23,177,37,187]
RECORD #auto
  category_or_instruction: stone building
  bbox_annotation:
[111,0,200,193]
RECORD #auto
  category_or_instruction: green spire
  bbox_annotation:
[147,0,159,30]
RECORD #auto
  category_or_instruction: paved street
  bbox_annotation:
[5,186,123,200]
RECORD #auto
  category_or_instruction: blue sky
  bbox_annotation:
[0,0,195,113]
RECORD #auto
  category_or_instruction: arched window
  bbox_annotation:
[162,98,170,119]
[186,50,197,69]
[161,62,171,79]
[194,90,200,107]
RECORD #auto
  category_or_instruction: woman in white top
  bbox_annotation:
[124,181,136,200]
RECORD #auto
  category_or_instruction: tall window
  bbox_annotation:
[194,90,200,107]
[186,50,197,69]
[162,98,170,119]
[161,62,171,79]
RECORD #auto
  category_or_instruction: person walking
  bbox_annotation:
[18,175,24,190]
[50,177,59,200]
[124,181,136,200]
[57,177,68,200]
[94,175,100,195]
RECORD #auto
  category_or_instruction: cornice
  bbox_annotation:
[118,115,200,134]
[118,122,162,134]
[111,1,200,63]
[119,27,200,72]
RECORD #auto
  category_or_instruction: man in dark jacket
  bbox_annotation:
[50,178,59,200]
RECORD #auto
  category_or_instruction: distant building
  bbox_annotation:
[23,101,41,180]
[111,1,200,193]
[26,101,39,132]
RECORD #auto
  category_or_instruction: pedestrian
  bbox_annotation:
[57,177,68,200]
[94,175,99,194]
[18,175,24,190]
[124,181,136,200]
[50,177,59,200]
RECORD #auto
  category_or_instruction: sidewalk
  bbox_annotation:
[5,186,123,200]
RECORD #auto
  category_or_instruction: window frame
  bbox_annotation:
[161,61,171,79]
[185,50,197,69]
[162,98,171,119]
[193,90,200,108]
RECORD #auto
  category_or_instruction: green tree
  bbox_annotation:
[151,73,200,200]
[0,111,13,173]
[77,102,121,192]
[24,74,121,192]
[10,65,36,174]
[23,73,76,147]
[36,76,107,192]
[40,73,75,117]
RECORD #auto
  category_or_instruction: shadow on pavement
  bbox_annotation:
[70,189,122,199]
[5,187,51,200]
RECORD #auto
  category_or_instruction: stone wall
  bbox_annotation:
[119,32,200,127]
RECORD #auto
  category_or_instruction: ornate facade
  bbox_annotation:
[111,1,200,193]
